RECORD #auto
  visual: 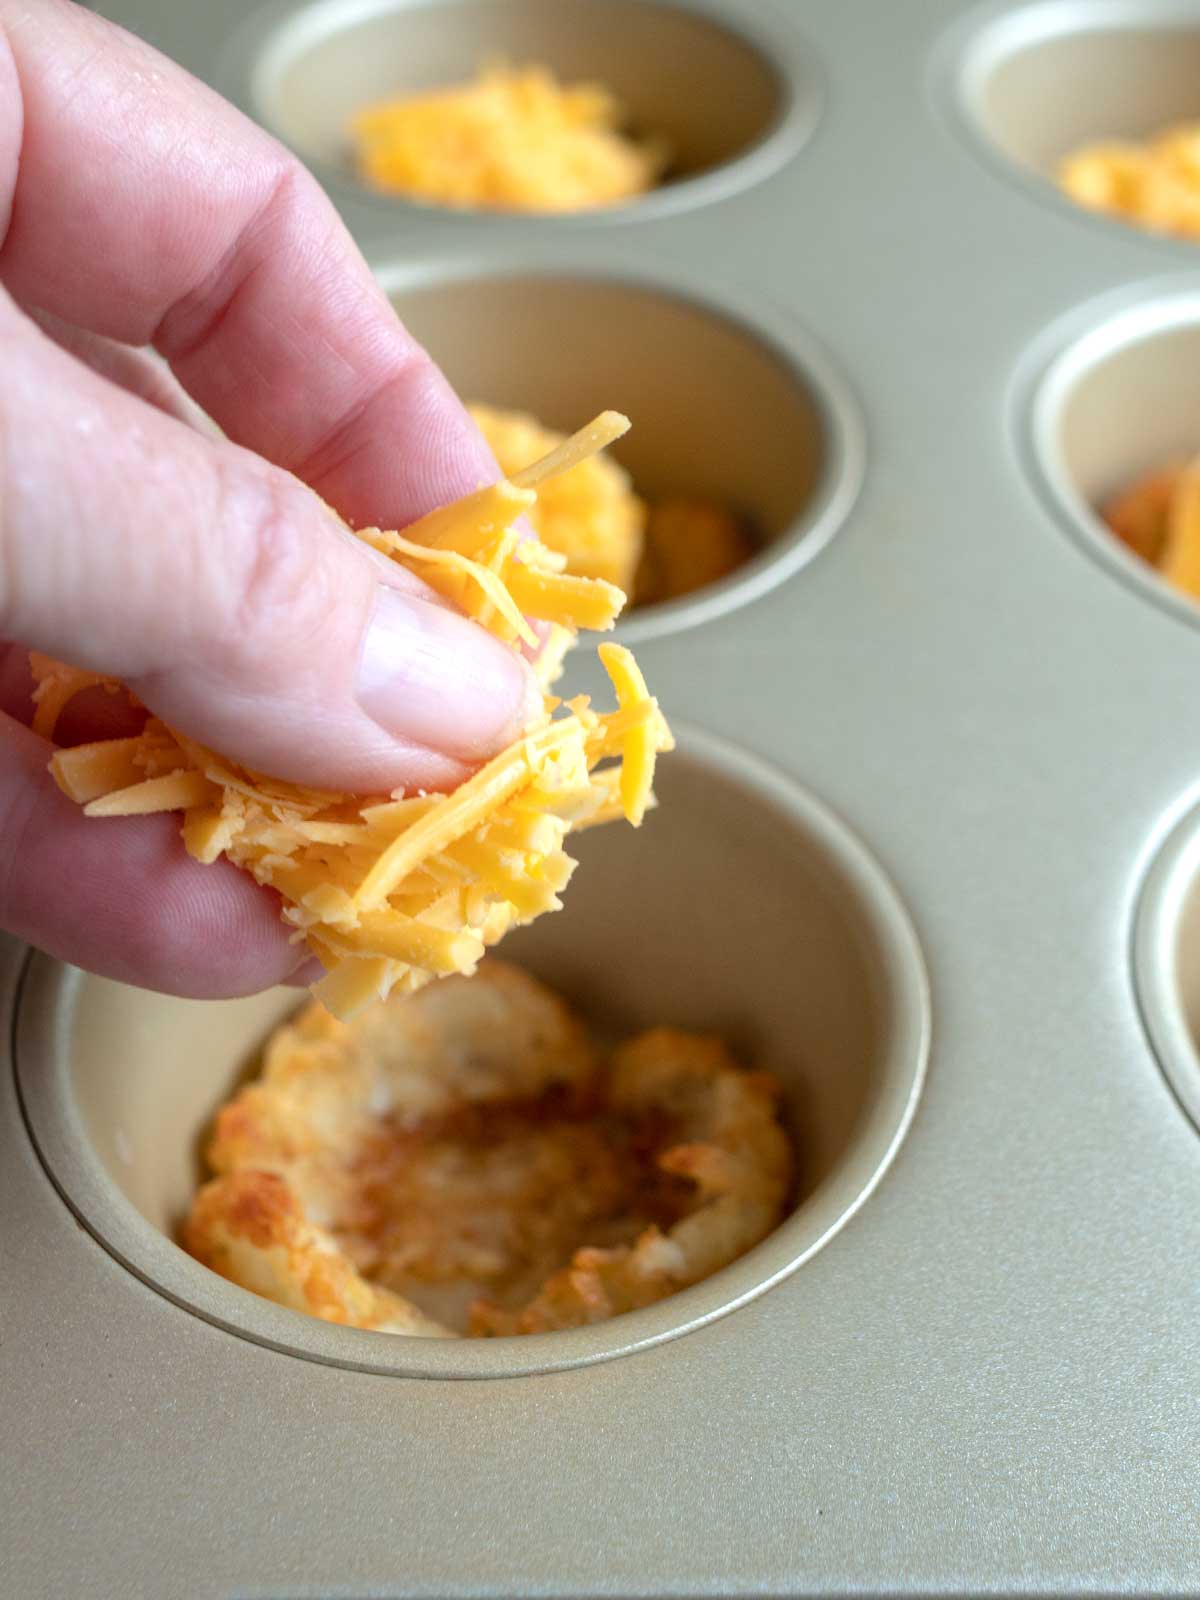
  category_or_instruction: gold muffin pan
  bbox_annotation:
[7,0,1200,1592]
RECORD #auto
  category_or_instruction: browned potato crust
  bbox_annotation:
[184,963,793,1338]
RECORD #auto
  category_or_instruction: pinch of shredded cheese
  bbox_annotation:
[350,64,667,213]
[1060,125,1200,238]
[36,413,674,1020]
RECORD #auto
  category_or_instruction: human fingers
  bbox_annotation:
[28,307,217,431]
[0,1,499,533]
[0,298,539,794]
[0,713,308,997]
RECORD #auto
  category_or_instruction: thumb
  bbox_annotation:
[0,297,539,793]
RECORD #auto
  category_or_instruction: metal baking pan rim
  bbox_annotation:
[1132,779,1200,1137]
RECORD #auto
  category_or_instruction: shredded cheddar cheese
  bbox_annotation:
[470,404,646,591]
[36,413,674,1020]
[350,64,667,212]
[472,403,756,605]
[1102,455,1200,600]
[1060,125,1200,238]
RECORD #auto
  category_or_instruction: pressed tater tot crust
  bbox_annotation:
[183,962,793,1338]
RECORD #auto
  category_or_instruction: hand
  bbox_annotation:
[0,0,540,997]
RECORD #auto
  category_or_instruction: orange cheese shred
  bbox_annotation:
[50,738,146,804]
[84,770,217,817]
[598,643,658,827]
[37,412,673,1019]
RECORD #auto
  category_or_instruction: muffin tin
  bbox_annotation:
[7,0,1200,1592]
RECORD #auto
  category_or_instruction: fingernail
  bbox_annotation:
[356,586,539,761]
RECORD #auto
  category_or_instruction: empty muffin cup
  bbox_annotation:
[382,264,864,640]
[235,0,815,217]
[15,725,929,1380]
[1135,793,1200,1136]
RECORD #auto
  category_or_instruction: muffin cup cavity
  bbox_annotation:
[947,0,1200,247]
[15,725,929,1380]
[381,262,864,641]
[233,0,817,219]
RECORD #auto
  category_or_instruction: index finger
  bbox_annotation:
[0,0,493,529]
